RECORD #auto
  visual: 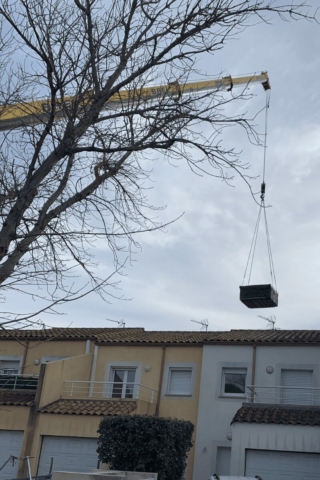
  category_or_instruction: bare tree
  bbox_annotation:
[0,0,315,325]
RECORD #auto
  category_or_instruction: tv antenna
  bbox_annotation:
[191,319,209,331]
[106,318,126,328]
[258,315,277,330]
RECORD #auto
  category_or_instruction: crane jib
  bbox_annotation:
[0,72,270,132]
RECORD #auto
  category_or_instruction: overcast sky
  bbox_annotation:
[6,2,320,332]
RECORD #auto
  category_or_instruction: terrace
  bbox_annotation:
[61,380,156,404]
[246,385,320,406]
[0,373,38,391]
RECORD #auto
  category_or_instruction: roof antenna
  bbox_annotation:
[258,315,277,330]
[191,319,209,331]
[106,318,126,328]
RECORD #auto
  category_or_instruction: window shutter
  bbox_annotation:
[0,360,20,375]
[281,370,313,405]
[169,369,192,395]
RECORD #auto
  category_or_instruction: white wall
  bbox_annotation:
[254,345,319,392]
[193,344,253,480]
[193,343,320,480]
[230,422,320,476]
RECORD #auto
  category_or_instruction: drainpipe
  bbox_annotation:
[250,344,257,403]
[89,345,98,397]
[155,345,166,417]
[85,340,91,354]
[17,363,47,478]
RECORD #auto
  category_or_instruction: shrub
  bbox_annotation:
[97,414,194,480]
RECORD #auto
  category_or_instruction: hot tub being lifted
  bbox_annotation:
[239,284,278,309]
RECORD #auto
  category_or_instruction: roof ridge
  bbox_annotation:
[0,328,319,343]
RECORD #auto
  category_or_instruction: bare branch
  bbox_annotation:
[0,0,315,325]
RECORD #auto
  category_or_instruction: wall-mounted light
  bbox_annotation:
[226,432,232,441]
[34,359,40,366]
[144,365,151,372]
[266,366,274,374]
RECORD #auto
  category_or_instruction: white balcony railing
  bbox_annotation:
[0,373,38,391]
[62,381,157,403]
[246,385,320,406]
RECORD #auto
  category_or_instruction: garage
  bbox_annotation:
[0,430,24,479]
[37,436,100,475]
[245,449,320,480]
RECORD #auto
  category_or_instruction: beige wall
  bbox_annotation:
[0,342,203,480]
[94,345,202,414]
[94,344,203,480]
[28,413,103,475]
[0,340,25,357]
[0,339,92,375]
[0,405,29,430]
[28,402,155,475]
[135,400,156,415]
[158,346,202,423]
[40,354,93,407]
[94,345,163,392]
[25,340,92,375]
[158,346,202,480]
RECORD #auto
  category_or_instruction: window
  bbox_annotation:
[167,368,192,396]
[281,369,313,405]
[104,362,142,400]
[222,368,246,396]
[111,368,136,399]
[0,360,20,375]
[161,362,196,398]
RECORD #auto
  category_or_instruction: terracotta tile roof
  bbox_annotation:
[95,330,213,344]
[206,330,320,344]
[232,404,320,426]
[0,328,319,344]
[39,399,137,416]
[0,390,35,406]
[95,329,320,345]
[0,327,144,341]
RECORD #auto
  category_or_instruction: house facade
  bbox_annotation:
[0,328,319,480]
[0,328,206,480]
[193,330,320,480]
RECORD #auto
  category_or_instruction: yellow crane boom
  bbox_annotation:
[0,72,270,132]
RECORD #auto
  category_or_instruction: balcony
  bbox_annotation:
[0,373,38,391]
[62,381,157,404]
[246,385,320,406]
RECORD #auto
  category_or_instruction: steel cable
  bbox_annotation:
[242,89,277,290]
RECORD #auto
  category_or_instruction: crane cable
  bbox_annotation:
[242,90,277,290]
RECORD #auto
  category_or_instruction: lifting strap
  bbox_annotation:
[242,90,277,290]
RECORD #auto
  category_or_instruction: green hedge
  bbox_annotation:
[97,415,194,480]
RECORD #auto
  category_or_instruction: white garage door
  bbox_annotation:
[246,449,320,480]
[37,436,99,475]
[0,430,24,479]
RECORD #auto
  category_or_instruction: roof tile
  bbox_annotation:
[95,329,320,345]
[39,399,137,416]
[0,390,35,406]
[0,327,144,341]
[232,404,320,426]
[0,328,319,344]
